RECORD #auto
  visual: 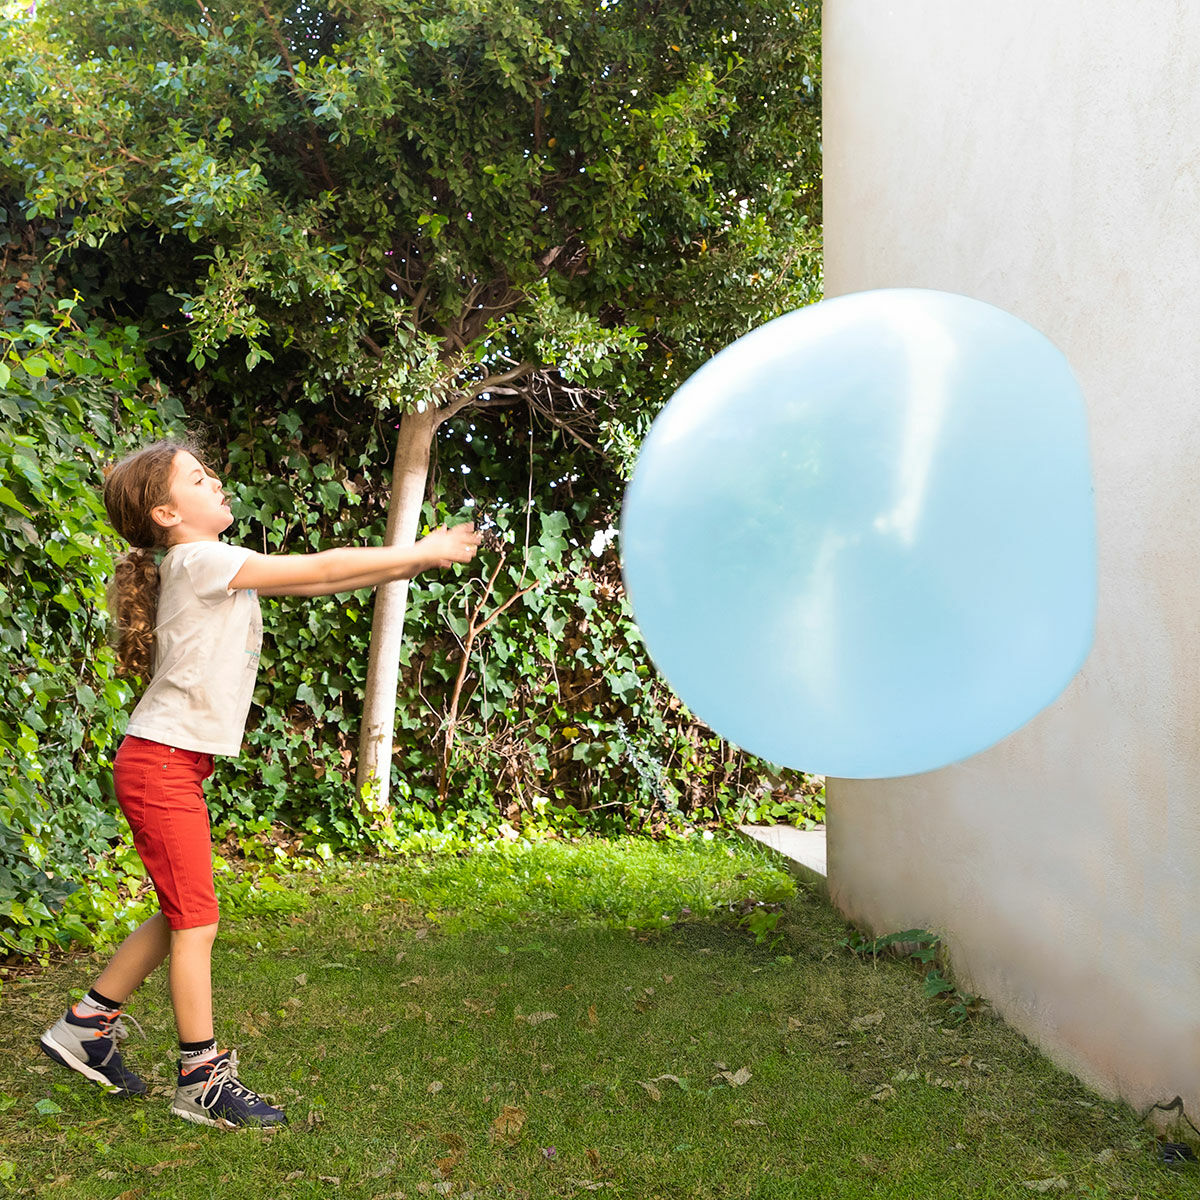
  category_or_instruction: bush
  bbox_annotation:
[0,282,184,957]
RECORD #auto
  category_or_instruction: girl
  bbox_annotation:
[39,440,480,1128]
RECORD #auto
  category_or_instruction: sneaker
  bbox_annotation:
[171,1049,287,1128]
[39,1006,148,1098]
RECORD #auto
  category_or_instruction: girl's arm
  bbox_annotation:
[257,569,414,598]
[230,524,480,598]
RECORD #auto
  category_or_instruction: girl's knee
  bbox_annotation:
[170,920,220,950]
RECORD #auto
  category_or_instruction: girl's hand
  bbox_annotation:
[419,523,482,568]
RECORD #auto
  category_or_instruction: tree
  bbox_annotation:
[1,0,821,809]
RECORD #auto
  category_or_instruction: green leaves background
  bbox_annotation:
[0,0,825,956]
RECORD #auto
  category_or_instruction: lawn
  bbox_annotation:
[1,835,1195,1199]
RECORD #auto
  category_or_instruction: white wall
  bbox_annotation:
[823,0,1200,1119]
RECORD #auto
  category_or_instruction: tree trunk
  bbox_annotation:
[356,406,439,810]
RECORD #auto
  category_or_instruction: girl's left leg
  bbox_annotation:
[37,912,169,1098]
[91,911,172,1002]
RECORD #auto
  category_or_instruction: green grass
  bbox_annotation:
[1,834,1196,1199]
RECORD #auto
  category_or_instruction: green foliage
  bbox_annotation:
[734,779,826,829]
[201,399,823,853]
[0,1,826,955]
[840,928,985,1025]
[0,223,187,956]
[739,904,784,949]
[0,0,820,423]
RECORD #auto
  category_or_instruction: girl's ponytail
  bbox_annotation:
[102,440,195,681]
[107,548,161,678]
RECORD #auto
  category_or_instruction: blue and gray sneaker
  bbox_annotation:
[39,1006,148,1098]
[171,1049,287,1128]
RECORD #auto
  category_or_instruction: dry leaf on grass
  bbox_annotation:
[850,1010,885,1031]
[638,1073,685,1101]
[148,1160,187,1176]
[517,1011,558,1026]
[717,1067,752,1087]
[368,1156,400,1179]
[490,1104,526,1144]
[437,1133,466,1174]
[427,1080,444,1094]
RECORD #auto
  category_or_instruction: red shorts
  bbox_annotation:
[113,736,219,930]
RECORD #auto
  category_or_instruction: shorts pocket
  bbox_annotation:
[113,762,150,831]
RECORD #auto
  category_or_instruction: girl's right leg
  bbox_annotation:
[168,919,287,1128]
[169,922,219,1043]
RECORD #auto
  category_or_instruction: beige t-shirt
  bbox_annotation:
[124,540,263,756]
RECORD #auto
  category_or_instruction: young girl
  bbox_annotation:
[39,440,480,1128]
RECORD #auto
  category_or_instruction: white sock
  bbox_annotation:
[74,991,121,1019]
[180,1040,220,1069]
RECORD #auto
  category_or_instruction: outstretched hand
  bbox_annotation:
[420,522,483,568]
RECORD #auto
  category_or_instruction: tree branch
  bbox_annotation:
[436,360,534,424]
[258,2,338,193]
[530,404,604,456]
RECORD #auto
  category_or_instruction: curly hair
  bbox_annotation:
[102,440,197,679]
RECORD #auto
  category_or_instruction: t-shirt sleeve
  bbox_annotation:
[178,542,254,602]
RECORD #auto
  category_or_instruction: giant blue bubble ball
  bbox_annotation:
[620,288,1096,778]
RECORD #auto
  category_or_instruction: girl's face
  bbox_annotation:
[152,451,234,543]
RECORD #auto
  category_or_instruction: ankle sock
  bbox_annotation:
[73,989,122,1019]
[179,1038,219,1069]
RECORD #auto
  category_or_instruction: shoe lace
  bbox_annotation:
[94,1011,145,1069]
[198,1050,267,1111]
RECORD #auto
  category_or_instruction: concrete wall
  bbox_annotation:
[823,0,1200,1118]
